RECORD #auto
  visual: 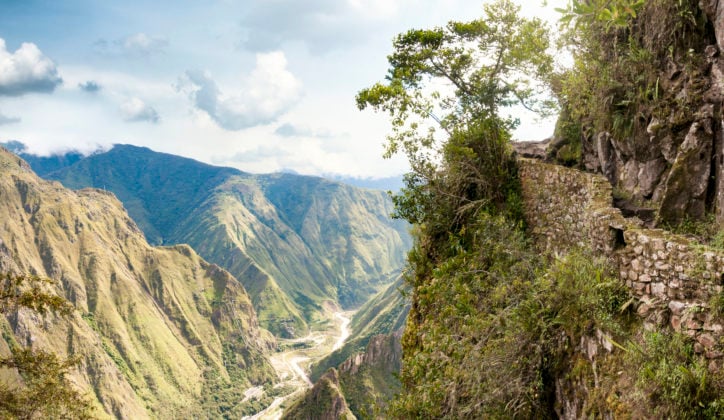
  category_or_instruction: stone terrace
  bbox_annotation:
[519,158,723,360]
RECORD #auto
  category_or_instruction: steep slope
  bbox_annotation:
[257,174,411,307]
[38,144,241,244]
[297,277,407,419]
[30,145,411,337]
[0,147,276,418]
[282,368,356,420]
[310,276,408,382]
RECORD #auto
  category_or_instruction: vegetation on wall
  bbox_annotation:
[359,0,724,417]
[557,0,711,143]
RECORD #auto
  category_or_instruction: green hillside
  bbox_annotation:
[20,144,411,336]
[310,276,408,383]
[0,146,276,417]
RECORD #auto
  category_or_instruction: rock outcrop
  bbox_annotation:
[569,2,724,226]
[282,368,356,420]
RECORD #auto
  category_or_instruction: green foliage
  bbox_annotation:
[557,0,645,29]
[0,273,74,316]
[0,273,96,419]
[627,331,724,418]
[556,0,711,173]
[358,0,553,236]
[0,348,96,419]
[389,212,634,418]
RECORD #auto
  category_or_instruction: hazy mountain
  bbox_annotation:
[325,174,405,192]
[0,146,276,418]
[14,144,412,337]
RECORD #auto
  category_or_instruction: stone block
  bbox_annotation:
[671,315,682,330]
[633,282,647,292]
[639,274,652,283]
[685,318,703,330]
[654,261,670,271]
[698,333,716,348]
[668,301,686,315]
[651,282,667,298]
[631,259,642,271]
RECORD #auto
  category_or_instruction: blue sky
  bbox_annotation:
[0,0,565,178]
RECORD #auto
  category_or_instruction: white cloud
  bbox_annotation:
[275,122,333,138]
[94,33,168,57]
[239,0,397,53]
[181,51,302,130]
[0,111,20,125]
[78,80,101,93]
[120,97,160,123]
[0,38,62,96]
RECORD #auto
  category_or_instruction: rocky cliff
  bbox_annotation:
[558,1,724,226]
[0,146,276,418]
[282,368,356,420]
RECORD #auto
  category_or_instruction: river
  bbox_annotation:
[244,311,353,419]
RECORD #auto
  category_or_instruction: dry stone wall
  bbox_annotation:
[519,159,723,360]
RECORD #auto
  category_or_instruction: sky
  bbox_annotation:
[0,0,567,179]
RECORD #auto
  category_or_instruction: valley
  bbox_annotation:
[247,310,355,419]
[0,143,410,418]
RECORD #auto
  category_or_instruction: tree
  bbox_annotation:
[0,272,95,419]
[356,0,553,259]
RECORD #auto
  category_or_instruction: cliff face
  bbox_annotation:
[0,147,275,418]
[569,1,724,226]
[282,368,356,420]
[292,331,402,420]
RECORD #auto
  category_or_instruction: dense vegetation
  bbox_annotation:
[359,0,724,417]
[0,273,95,419]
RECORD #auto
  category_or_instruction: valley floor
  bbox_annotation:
[244,310,354,419]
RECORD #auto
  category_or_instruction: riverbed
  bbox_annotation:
[243,310,354,419]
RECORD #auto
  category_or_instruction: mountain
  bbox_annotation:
[325,174,404,192]
[310,276,408,382]
[1,141,88,177]
[16,144,412,337]
[282,368,356,420]
[0,146,276,417]
[300,276,408,418]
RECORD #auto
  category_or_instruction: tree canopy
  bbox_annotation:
[356,0,553,252]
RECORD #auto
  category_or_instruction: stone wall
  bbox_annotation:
[519,159,723,360]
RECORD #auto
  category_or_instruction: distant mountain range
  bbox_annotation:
[5,142,412,338]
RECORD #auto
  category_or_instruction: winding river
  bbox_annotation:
[244,311,353,419]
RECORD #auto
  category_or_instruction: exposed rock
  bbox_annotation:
[657,105,715,224]
[512,138,550,160]
[282,368,356,420]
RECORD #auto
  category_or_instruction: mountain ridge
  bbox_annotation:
[0,146,277,417]
[9,143,412,337]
